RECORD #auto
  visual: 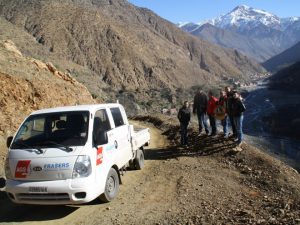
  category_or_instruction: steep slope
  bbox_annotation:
[283,20,300,44]
[0,39,94,163]
[268,61,300,92]
[263,41,300,72]
[0,0,264,94]
[264,62,300,140]
[191,23,280,62]
[0,40,94,137]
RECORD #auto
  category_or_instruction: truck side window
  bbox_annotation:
[93,109,111,145]
[110,107,124,127]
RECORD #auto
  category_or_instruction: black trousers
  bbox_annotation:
[180,122,189,145]
[228,114,237,136]
[208,115,217,135]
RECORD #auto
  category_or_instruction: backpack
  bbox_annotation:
[214,104,226,120]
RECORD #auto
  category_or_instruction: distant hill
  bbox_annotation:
[0,0,264,104]
[268,61,300,92]
[262,42,300,72]
[190,23,280,62]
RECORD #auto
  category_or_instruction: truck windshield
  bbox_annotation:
[11,111,89,149]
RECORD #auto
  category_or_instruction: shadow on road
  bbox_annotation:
[145,131,238,161]
[0,190,79,222]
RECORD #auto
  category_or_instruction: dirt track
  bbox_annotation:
[0,120,300,225]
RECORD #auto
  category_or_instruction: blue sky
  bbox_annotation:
[128,0,300,23]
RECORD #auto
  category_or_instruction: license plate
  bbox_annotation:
[28,186,48,193]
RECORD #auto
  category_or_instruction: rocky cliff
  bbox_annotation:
[0,40,94,161]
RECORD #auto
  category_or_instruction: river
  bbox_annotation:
[243,82,300,171]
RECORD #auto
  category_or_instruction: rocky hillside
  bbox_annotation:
[263,41,300,72]
[0,0,264,98]
[0,40,94,162]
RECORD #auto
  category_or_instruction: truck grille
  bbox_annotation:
[17,193,70,201]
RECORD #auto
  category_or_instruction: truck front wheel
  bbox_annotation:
[100,168,120,203]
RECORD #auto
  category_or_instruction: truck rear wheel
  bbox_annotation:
[99,168,119,203]
[134,149,144,170]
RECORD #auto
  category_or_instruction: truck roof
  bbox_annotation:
[30,104,122,115]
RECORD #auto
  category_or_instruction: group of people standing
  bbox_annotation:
[177,86,246,148]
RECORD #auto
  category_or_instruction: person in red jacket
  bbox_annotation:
[207,91,218,136]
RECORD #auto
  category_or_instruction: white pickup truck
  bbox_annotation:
[3,104,150,205]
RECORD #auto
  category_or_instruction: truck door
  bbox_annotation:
[93,109,113,179]
[109,107,132,167]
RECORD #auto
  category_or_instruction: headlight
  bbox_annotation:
[4,157,12,179]
[72,155,92,178]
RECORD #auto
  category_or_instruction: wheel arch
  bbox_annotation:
[112,164,122,185]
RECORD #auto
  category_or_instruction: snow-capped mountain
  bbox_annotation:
[211,5,281,31]
[196,5,299,33]
[177,22,199,33]
[281,17,300,30]
[179,5,300,63]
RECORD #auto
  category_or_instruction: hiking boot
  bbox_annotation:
[209,133,217,137]
[232,147,243,152]
[229,133,237,139]
[237,141,244,147]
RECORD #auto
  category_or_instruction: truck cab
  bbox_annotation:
[4,104,150,205]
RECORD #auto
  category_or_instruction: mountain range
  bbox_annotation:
[0,0,264,112]
[179,5,300,63]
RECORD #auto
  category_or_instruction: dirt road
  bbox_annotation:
[1,120,300,225]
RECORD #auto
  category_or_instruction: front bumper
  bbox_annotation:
[5,177,100,205]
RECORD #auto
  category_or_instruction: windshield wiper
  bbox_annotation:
[13,142,44,154]
[43,141,73,152]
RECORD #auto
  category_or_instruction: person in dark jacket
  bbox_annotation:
[178,101,191,146]
[193,89,209,136]
[232,91,246,145]
[207,91,218,136]
[225,87,237,138]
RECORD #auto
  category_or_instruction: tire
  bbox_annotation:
[128,160,136,170]
[134,149,144,170]
[99,168,120,203]
[0,177,6,189]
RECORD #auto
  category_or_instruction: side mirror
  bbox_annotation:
[94,131,108,146]
[0,177,6,189]
[6,136,13,148]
